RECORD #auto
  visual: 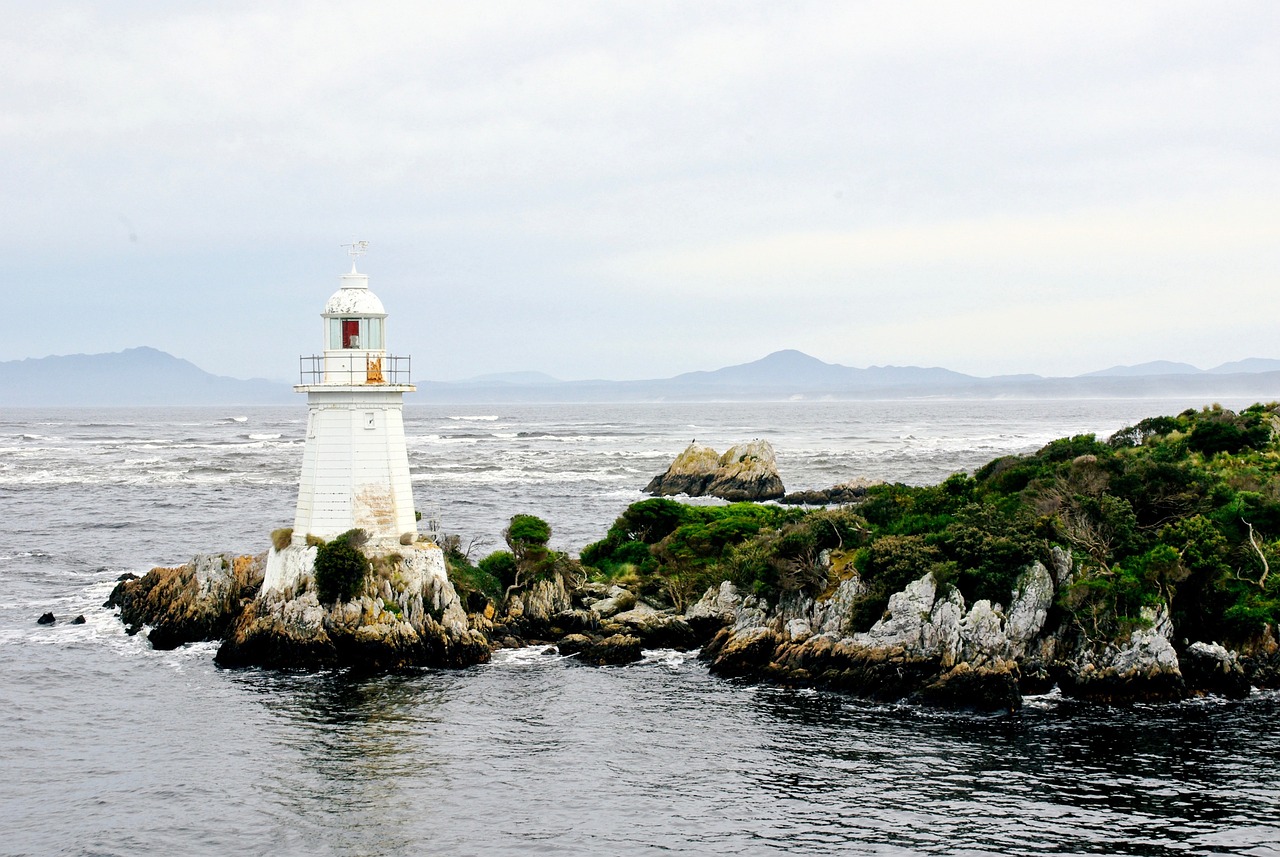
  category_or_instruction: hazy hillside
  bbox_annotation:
[4,346,1280,405]
[669,349,974,389]
[0,347,291,406]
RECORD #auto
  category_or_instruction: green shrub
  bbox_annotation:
[313,529,370,605]
[478,551,518,590]
[445,551,504,607]
[505,514,552,566]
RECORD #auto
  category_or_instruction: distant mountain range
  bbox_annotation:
[1082,358,1280,377]
[0,347,289,406]
[3,346,1280,406]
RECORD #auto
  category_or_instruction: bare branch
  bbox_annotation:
[1241,518,1270,588]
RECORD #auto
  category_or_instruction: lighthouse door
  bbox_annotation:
[342,319,361,348]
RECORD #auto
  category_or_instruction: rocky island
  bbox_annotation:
[645,439,785,501]
[108,403,1280,711]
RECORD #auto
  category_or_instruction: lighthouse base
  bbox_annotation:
[292,388,418,546]
[106,542,491,671]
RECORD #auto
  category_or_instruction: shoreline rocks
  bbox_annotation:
[105,538,1276,710]
[686,547,1278,710]
[107,543,491,671]
[646,440,784,501]
[106,553,265,649]
[780,479,882,506]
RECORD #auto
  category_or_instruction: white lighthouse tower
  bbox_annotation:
[290,242,418,546]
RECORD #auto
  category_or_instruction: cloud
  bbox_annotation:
[595,195,1280,294]
[2,2,1279,380]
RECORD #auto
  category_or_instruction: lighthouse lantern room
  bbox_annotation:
[290,242,417,546]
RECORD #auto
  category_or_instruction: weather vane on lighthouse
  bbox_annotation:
[341,240,370,273]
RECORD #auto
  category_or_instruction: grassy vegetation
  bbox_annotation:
[579,403,1280,642]
[270,527,293,551]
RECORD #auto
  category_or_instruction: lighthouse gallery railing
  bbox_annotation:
[298,355,412,386]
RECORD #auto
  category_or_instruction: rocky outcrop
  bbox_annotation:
[1180,641,1250,698]
[216,543,489,670]
[1238,625,1280,687]
[685,581,749,637]
[699,556,1066,712]
[106,553,265,649]
[501,580,700,655]
[587,585,636,619]
[557,633,644,665]
[1058,605,1186,704]
[781,479,882,506]
[645,440,784,501]
[109,543,490,671]
[707,441,786,501]
[603,605,697,650]
[643,444,720,497]
[689,543,1276,708]
[493,566,578,642]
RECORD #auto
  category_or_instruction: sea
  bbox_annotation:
[2,398,1279,857]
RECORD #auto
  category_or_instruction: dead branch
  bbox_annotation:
[1241,518,1270,588]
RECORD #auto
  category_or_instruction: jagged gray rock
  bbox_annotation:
[216,543,489,670]
[1060,604,1185,703]
[698,555,1067,711]
[108,544,490,670]
[685,581,747,636]
[588,586,637,619]
[780,479,882,506]
[1181,641,1250,698]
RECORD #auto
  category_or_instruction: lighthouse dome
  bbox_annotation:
[325,289,384,318]
[323,272,386,317]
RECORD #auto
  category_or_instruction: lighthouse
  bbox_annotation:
[290,242,417,546]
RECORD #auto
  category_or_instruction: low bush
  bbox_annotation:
[313,529,370,605]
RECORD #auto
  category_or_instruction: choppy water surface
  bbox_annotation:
[2,399,1278,855]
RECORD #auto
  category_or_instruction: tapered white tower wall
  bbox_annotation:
[291,257,417,546]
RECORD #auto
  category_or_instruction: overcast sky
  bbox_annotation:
[4,1,1278,382]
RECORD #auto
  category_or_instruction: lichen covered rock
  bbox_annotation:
[643,443,721,497]
[645,439,784,501]
[707,440,785,501]
[106,553,265,650]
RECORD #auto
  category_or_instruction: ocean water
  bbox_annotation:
[2,398,1279,856]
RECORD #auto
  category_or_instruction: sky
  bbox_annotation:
[4,1,1279,382]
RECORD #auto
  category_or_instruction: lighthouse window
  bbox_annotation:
[367,318,383,349]
[342,319,361,349]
